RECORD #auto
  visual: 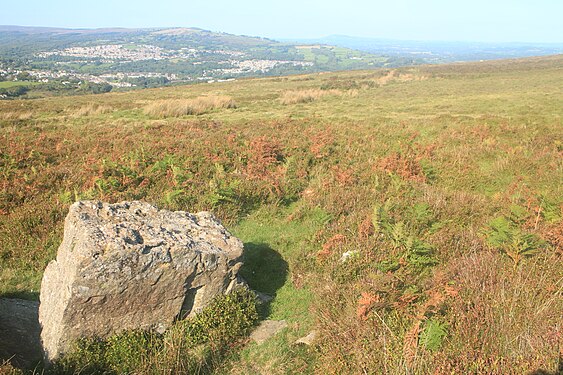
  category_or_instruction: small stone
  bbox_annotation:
[340,250,359,262]
[250,320,287,344]
[295,330,317,346]
[255,291,273,304]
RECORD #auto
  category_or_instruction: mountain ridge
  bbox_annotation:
[281,34,563,62]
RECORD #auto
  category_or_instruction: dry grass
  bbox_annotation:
[143,95,236,117]
[279,88,354,105]
[438,250,563,373]
[0,111,33,121]
[0,360,21,374]
[71,103,114,117]
[373,70,429,85]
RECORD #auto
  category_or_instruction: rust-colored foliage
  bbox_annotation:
[308,130,334,159]
[393,291,419,310]
[357,292,380,320]
[245,136,284,179]
[358,215,375,239]
[332,165,355,186]
[402,277,458,368]
[403,320,421,366]
[443,285,460,298]
[317,234,346,258]
[542,222,563,253]
[376,142,436,183]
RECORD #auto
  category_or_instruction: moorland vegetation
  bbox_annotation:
[0,55,562,374]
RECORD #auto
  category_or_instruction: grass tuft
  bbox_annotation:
[143,95,236,117]
[0,111,33,121]
[279,89,348,104]
[71,103,114,117]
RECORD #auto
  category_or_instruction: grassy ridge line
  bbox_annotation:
[1,55,562,373]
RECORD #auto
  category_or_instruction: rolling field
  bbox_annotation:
[1,55,562,374]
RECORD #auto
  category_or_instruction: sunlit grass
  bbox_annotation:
[143,95,236,117]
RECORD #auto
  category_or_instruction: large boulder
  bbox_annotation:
[39,201,244,362]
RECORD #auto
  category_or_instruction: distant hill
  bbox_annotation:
[0,26,417,97]
[0,25,145,34]
[2,26,561,98]
[0,26,275,56]
[282,35,563,63]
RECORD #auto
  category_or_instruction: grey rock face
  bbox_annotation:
[39,201,243,362]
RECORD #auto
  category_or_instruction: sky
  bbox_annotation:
[2,0,562,43]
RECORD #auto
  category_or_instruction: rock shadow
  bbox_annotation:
[1,290,39,301]
[239,242,288,317]
[0,298,43,370]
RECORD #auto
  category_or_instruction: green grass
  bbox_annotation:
[1,55,562,374]
[51,288,259,375]
[0,81,39,88]
[234,203,329,322]
[218,203,327,374]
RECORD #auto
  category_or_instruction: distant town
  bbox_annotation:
[0,43,314,90]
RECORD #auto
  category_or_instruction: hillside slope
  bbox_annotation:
[0,55,562,374]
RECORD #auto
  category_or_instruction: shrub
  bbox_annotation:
[181,287,258,346]
[52,288,258,374]
[0,85,29,98]
[419,319,448,352]
[485,216,543,266]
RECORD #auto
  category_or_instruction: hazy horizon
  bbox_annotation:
[3,25,563,46]
[2,0,563,44]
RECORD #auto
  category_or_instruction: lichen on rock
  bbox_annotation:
[39,201,244,362]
